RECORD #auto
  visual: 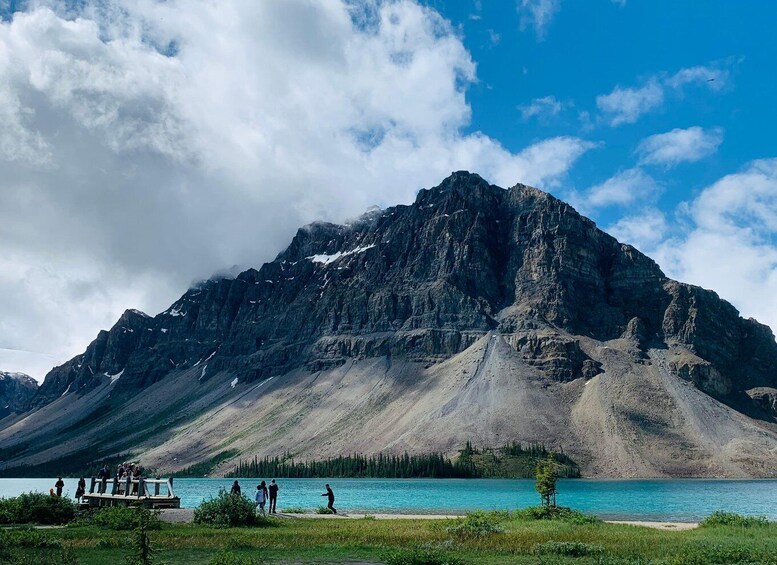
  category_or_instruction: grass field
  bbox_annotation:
[3,511,777,564]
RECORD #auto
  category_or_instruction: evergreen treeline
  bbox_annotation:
[232,452,477,478]
[230,442,581,479]
[459,441,581,479]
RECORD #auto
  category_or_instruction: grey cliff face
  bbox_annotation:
[29,171,777,413]
[0,372,38,418]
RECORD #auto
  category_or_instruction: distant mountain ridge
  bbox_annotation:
[2,172,776,478]
[0,371,37,419]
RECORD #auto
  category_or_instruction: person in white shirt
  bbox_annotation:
[255,481,268,515]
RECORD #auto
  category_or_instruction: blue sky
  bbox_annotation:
[0,0,776,378]
[422,0,776,227]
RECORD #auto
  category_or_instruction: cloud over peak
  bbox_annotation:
[0,0,596,379]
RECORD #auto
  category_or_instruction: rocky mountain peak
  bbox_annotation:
[23,172,777,414]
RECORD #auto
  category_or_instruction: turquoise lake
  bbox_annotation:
[2,478,776,522]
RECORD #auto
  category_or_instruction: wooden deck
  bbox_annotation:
[80,476,180,509]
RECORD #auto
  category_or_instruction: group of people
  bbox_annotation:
[97,462,144,482]
[230,480,337,514]
[50,476,87,500]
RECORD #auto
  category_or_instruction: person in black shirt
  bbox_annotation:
[230,480,241,496]
[268,479,279,513]
[321,484,336,514]
[54,477,65,497]
[75,477,86,501]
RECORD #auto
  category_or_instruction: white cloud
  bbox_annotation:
[517,0,560,40]
[0,1,596,380]
[596,80,664,126]
[666,65,729,91]
[518,95,567,120]
[637,126,724,167]
[581,167,659,209]
[608,208,667,251]
[652,159,777,333]
[596,62,732,126]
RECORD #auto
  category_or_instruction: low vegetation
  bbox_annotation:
[77,506,163,531]
[0,491,76,525]
[445,511,505,538]
[4,508,777,564]
[193,489,275,528]
[700,510,771,528]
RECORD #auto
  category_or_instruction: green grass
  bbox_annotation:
[5,512,777,564]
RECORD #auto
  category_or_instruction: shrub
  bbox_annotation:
[194,489,272,528]
[0,492,76,525]
[445,511,505,538]
[383,547,464,565]
[281,507,306,514]
[208,551,265,565]
[700,511,771,528]
[85,506,162,531]
[533,540,605,557]
[315,506,334,514]
[514,505,601,524]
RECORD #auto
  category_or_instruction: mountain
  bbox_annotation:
[2,172,776,478]
[0,372,38,419]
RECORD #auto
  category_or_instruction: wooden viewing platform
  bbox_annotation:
[81,476,180,509]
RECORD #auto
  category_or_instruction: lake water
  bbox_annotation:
[2,478,776,522]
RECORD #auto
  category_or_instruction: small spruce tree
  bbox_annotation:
[535,453,558,507]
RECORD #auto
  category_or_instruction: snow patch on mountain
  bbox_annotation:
[307,244,376,265]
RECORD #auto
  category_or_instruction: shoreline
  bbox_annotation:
[157,509,699,530]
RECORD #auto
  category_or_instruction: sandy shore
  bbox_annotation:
[158,509,698,529]
[605,520,698,531]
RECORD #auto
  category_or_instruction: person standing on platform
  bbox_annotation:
[75,477,86,501]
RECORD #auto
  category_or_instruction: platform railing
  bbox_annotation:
[88,476,175,498]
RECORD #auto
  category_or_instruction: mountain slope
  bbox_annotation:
[2,172,776,477]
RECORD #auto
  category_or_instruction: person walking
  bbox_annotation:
[230,480,241,496]
[75,477,86,501]
[255,482,268,516]
[268,479,279,513]
[54,477,65,497]
[321,483,336,514]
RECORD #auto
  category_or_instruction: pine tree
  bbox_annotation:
[535,453,558,507]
